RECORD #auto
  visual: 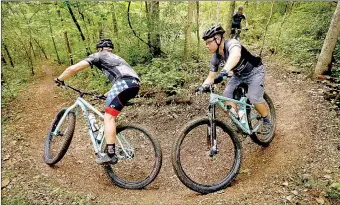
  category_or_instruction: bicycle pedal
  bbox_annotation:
[208,149,219,157]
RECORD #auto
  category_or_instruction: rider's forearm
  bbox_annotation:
[58,60,90,81]
[222,50,241,73]
[245,21,249,28]
[203,72,217,85]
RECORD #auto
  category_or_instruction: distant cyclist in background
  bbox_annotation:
[231,5,249,38]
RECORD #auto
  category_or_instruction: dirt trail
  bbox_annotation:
[2,61,339,205]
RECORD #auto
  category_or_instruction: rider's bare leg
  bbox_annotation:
[104,113,116,157]
[254,103,268,117]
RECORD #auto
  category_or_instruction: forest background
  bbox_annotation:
[1,1,339,106]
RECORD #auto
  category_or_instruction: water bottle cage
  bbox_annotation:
[238,108,247,124]
[96,126,105,142]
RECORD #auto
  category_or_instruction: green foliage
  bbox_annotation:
[1,64,34,108]
[327,182,340,199]
[1,186,93,205]
[243,2,337,72]
[331,182,340,190]
[2,192,26,205]
[134,58,188,95]
[1,1,338,104]
[69,68,111,94]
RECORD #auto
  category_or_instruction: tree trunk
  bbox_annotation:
[64,33,73,65]
[33,38,48,59]
[19,8,38,61]
[216,2,220,24]
[14,30,34,75]
[2,53,7,65]
[315,2,340,76]
[184,2,195,60]
[57,4,73,65]
[77,6,92,54]
[147,1,161,57]
[20,40,34,75]
[77,6,88,36]
[112,4,120,52]
[48,19,61,65]
[29,38,37,60]
[145,2,152,54]
[259,1,275,57]
[99,21,104,39]
[196,1,200,56]
[66,1,90,56]
[226,1,236,38]
[2,41,14,68]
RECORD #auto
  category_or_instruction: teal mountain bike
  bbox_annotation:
[172,76,276,194]
[43,84,162,189]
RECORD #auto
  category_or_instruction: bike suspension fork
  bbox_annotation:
[208,104,218,156]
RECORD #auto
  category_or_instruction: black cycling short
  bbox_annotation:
[104,77,140,116]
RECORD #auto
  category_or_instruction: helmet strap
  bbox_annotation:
[214,35,223,56]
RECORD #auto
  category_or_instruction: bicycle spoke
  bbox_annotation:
[110,127,157,183]
[179,123,237,185]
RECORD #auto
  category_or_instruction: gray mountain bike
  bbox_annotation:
[43,84,162,189]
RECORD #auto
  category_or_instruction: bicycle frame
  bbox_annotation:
[52,96,133,158]
[208,89,263,136]
[52,97,105,154]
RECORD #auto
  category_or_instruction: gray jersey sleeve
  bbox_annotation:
[84,53,100,66]
[210,53,220,72]
[226,39,241,52]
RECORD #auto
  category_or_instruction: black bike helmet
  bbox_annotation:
[202,24,225,40]
[96,38,114,49]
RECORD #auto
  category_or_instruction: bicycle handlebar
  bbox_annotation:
[59,83,106,100]
[196,75,231,93]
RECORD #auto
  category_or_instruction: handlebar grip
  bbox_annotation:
[213,76,227,84]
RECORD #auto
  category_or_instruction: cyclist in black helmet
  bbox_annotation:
[198,24,271,134]
[55,38,140,164]
[231,5,249,36]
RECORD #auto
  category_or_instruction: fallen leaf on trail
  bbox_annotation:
[1,178,11,189]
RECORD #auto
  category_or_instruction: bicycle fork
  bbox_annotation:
[207,104,218,157]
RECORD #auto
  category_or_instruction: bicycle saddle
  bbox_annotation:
[233,83,248,100]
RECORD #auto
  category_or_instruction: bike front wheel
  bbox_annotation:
[103,124,162,189]
[171,117,242,194]
[44,108,76,165]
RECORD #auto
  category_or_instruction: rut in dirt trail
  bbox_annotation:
[2,62,339,205]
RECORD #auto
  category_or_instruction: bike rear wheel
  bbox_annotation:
[44,108,76,165]
[103,124,162,189]
[172,117,242,194]
[247,92,276,147]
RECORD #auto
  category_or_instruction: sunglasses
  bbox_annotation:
[205,39,216,45]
